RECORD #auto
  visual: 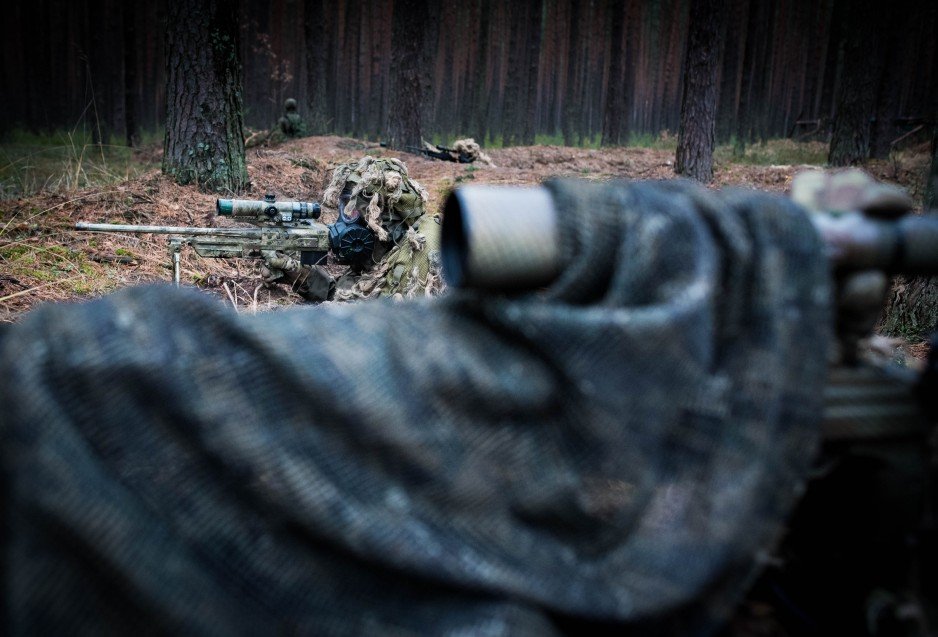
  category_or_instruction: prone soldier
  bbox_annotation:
[261,155,444,302]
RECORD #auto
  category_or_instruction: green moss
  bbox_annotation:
[0,244,31,260]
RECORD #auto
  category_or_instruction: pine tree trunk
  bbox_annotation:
[675,0,726,183]
[386,0,429,149]
[521,0,543,146]
[561,0,581,147]
[471,0,491,144]
[162,0,248,193]
[303,0,330,134]
[124,3,138,147]
[601,0,627,147]
[869,0,907,159]
[828,0,884,166]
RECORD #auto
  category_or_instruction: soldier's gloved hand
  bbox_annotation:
[260,250,301,284]
[790,169,913,364]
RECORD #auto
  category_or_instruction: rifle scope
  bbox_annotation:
[216,194,321,223]
[442,184,938,292]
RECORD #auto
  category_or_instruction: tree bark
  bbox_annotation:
[675,0,727,183]
[162,0,248,193]
[521,0,543,146]
[869,0,907,159]
[124,2,138,147]
[561,0,582,147]
[303,0,330,134]
[471,0,492,145]
[881,275,938,340]
[828,0,884,166]
[386,0,430,149]
[601,0,627,147]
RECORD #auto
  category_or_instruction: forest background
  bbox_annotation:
[3,0,935,154]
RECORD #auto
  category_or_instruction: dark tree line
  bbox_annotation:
[2,0,936,157]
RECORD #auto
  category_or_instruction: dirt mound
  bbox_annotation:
[0,136,931,321]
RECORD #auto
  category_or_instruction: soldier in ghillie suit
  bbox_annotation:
[262,156,443,302]
[418,137,496,166]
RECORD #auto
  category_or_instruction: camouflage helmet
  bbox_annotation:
[322,156,429,242]
[284,98,298,112]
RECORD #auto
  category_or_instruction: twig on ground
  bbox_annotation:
[222,281,239,312]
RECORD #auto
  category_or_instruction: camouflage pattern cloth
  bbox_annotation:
[332,212,442,301]
[259,249,335,301]
[0,178,831,635]
[247,99,308,148]
[790,168,914,365]
[421,138,495,166]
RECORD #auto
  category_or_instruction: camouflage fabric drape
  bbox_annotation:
[0,179,831,635]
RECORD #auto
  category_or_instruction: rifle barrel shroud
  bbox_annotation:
[442,185,938,290]
[442,184,938,442]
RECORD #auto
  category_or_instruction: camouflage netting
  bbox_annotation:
[0,179,831,635]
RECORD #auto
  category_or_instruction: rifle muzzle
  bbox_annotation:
[442,185,561,291]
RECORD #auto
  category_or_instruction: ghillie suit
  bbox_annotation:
[263,156,443,302]
[451,138,495,166]
[418,138,496,166]
[323,156,442,301]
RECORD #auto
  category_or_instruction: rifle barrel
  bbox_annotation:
[75,222,326,238]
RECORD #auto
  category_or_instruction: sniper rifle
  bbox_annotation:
[75,194,376,285]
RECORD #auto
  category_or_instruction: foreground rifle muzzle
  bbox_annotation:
[443,183,938,291]
[442,186,561,291]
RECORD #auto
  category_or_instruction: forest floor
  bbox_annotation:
[0,134,932,361]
